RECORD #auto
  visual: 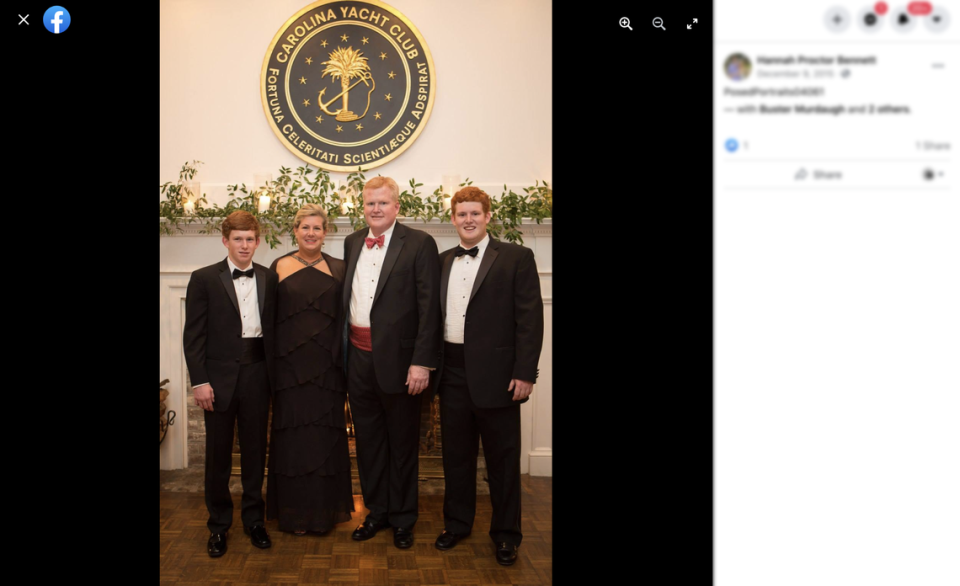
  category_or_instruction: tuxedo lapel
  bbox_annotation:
[218,261,241,316]
[254,264,267,316]
[440,251,455,319]
[373,223,405,307]
[343,234,363,316]
[470,240,499,303]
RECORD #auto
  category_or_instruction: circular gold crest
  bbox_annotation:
[261,0,436,171]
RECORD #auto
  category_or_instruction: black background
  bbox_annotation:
[14,2,714,576]
[552,4,713,580]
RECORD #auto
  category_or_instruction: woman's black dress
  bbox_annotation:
[266,252,354,532]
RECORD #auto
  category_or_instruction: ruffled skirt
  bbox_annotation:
[266,269,355,532]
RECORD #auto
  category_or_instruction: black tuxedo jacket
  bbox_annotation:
[342,222,442,394]
[438,238,544,409]
[183,259,278,412]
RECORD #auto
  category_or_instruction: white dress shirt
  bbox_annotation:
[350,220,396,327]
[227,257,262,339]
[444,234,489,344]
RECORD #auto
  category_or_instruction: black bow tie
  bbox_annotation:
[232,268,255,280]
[455,246,479,258]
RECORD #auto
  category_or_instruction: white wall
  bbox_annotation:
[160,0,553,475]
[160,0,552,202]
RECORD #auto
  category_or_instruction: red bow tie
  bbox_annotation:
[365,234,385,249]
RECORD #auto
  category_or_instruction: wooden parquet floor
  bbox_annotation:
[160,475,552,585]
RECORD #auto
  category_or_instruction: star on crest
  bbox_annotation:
[315,115,323,123]
[374,112,382,120]
[379,52,387,60]
[303,98,310,106]
[320,40,328,48]
[341,34,349,42]
[361,37,369,45]
[336,125,343,133]
[305,57,313,64]
[299,76,307,84]
[356,123,364,131]
[384,93,392,101]
[388,71,396,79]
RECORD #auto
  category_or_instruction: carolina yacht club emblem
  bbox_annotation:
[261,0,436,171]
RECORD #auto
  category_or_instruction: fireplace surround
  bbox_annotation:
[160,217,552,477]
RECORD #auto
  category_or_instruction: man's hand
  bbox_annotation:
[508,379,534,402]
[194,384,215,411]
[406,365,430,395]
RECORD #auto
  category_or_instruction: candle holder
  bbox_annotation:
[253,173,274,213]
[258,194,272,213]
[253,173,273,191]
[182,181,200,215]
[441,174,460,211]
[338,181,357,215]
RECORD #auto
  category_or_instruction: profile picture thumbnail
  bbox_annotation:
[724,53,751,81]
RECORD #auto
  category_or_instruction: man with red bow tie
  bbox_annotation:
[342,176,441,549]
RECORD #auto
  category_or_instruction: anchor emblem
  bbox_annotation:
[317,46,376,122]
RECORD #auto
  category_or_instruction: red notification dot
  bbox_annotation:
[908,1,931,15]
[875,2,888,15]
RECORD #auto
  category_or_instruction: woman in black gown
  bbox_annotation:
[266,204,354,534]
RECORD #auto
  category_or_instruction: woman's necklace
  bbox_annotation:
[292,254,324,267]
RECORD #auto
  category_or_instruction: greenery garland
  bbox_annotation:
[160,161,552,247]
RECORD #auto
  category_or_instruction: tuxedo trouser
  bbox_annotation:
[347,343,422,529]
[203,359,270,535]
[438,358,522,546]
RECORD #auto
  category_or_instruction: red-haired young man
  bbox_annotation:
[183,210,278,557]
[434,187,544,566]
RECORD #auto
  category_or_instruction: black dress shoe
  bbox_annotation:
[496,542,518,566]
[207,533,227,558]
[393,527,414,549]
[352,519,389,541]
[244,525,272,549]
[435,530,469,550]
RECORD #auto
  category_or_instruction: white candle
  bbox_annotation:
[442,196,452,211]
[340,200,353,214]
[258,194,271,213]
[183,200,195,215]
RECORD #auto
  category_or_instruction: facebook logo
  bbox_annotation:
[43,6,71,34]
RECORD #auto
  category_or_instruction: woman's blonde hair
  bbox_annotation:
[293,203,329,232]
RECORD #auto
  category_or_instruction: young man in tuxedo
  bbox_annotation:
[342,176,441,549]
[183,210,278,557]
[434,187,544,566]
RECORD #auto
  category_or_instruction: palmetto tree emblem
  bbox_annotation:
[318,46,376,122]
